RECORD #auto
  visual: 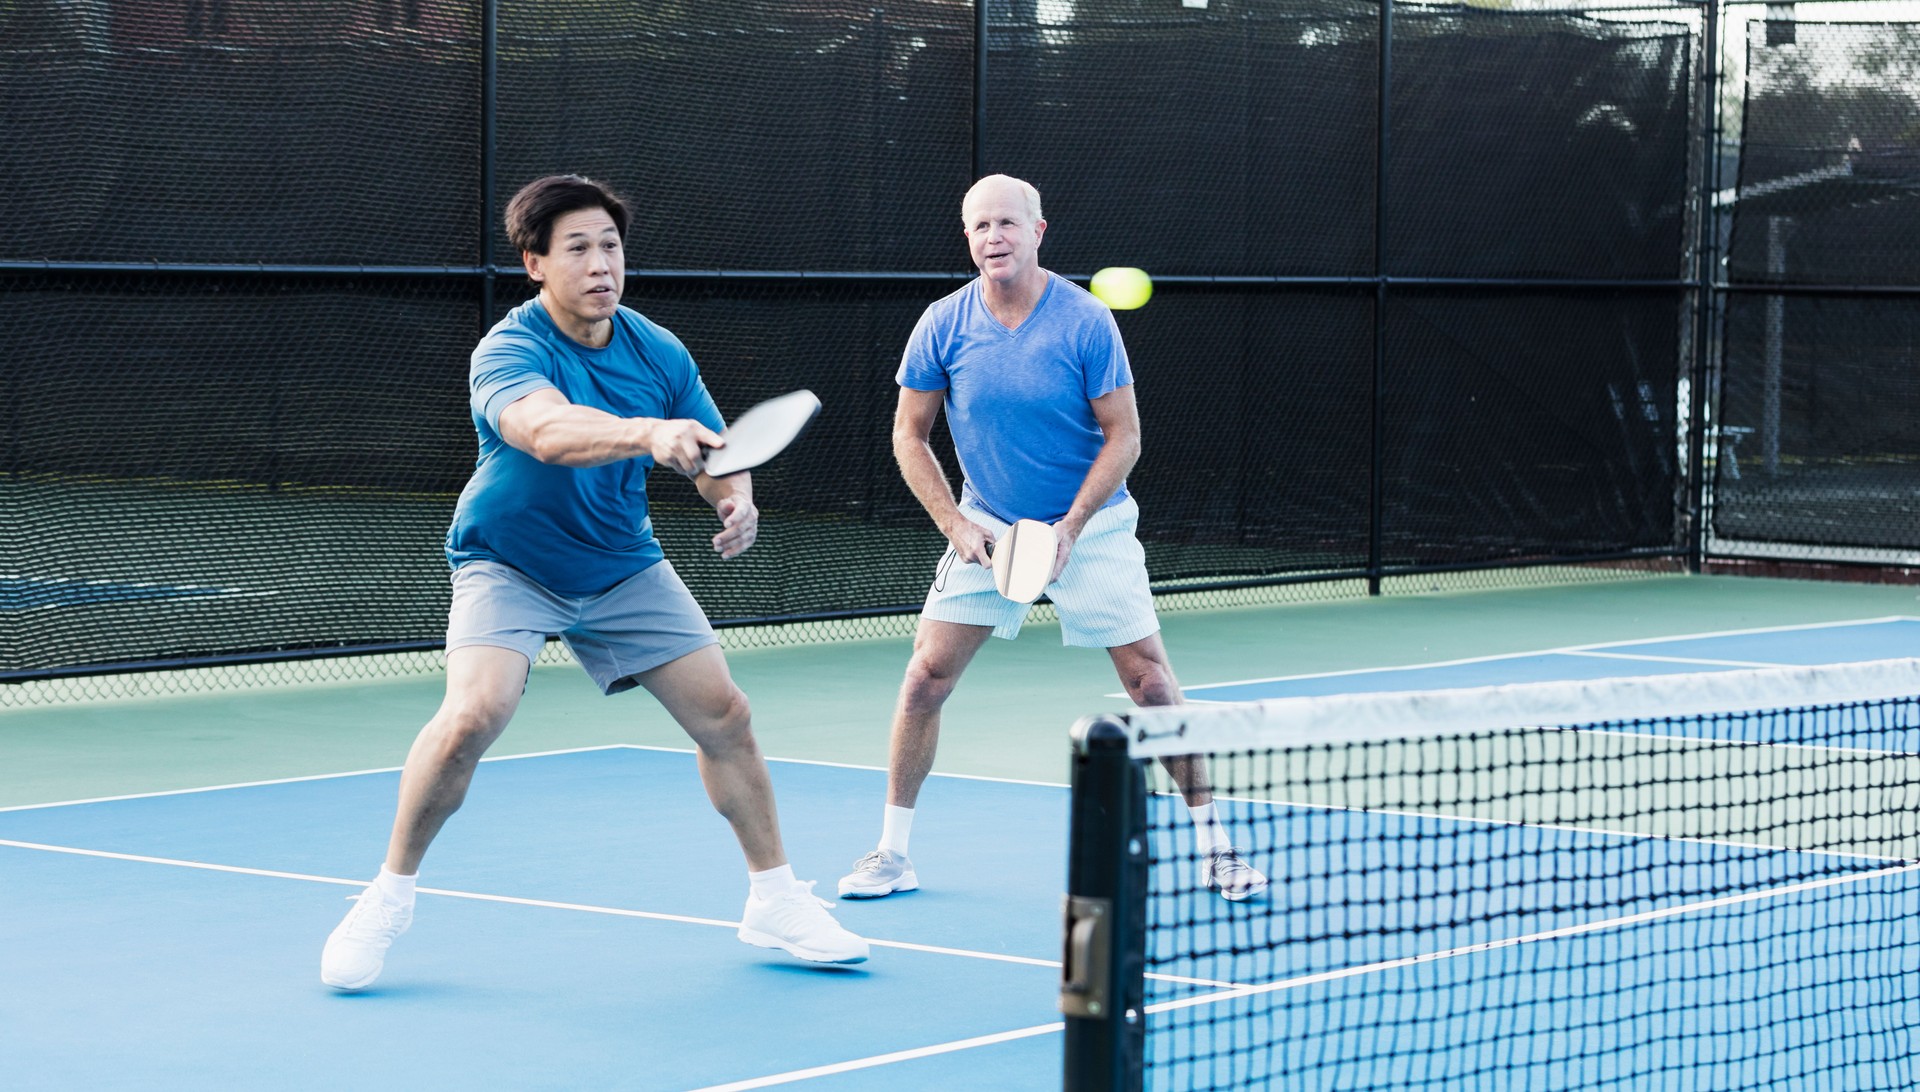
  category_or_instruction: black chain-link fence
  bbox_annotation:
[2,0,1913,689]
[1710,16,1920,555]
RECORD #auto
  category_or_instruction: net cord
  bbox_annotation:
[1113,657,1920,758]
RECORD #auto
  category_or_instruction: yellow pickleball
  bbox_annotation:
[1089,266,1153,310]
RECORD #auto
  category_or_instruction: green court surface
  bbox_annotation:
[5,572,1916,809]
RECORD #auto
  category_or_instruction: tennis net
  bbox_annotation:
[1060,659,1920,1090]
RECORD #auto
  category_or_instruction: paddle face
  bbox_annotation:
[703,390,822,477]
[993,519,1057,604]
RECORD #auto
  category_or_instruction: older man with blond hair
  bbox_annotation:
[837,174,1269,904]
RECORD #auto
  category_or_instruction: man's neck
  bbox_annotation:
[539,292,614,348]
[979,269,1049,330]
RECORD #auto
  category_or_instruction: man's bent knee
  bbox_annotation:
[424,701,512,762]
[712,686,753,736]
[899,657,962,714]
[688,686,758,754]
[1119,663,1178,707]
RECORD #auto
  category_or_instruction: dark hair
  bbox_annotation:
[503,174,631,257]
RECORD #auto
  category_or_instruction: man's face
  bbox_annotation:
[525,207,624,329]
[962,183,1045,286]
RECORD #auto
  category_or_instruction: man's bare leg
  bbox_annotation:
[839,618,993,898]
[385,645,529,873]
[634,644,784,870]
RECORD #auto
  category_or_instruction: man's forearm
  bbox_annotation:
[894,435,963,536]
[1062,434,1140,530]
[523,404,656,468]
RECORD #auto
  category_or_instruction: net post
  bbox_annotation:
[1062,715,1147,1092]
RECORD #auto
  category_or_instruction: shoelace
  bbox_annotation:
[341,891,406,939]
[764,880,839,914]
[852,850,892,874]
[1210,850,1259,885]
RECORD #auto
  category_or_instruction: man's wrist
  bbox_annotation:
[629,417,663,456]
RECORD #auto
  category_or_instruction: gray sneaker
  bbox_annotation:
[837,849,919,899]
[1199,847,1269,902]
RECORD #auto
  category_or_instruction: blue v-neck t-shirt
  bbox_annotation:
[896,272,1134,524]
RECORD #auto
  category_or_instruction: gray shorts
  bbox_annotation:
[446,559,718,695]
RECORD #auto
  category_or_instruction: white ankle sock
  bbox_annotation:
[375,865,416,903]
[748,863,798,899]
[879,804,915,857]
[1187,802,1228,854]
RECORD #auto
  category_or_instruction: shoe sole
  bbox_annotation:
[1212,881,1270,903]
[837,872,920,899]
[736,928,869,964]
[321,966,381,991]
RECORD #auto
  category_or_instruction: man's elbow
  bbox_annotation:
[891,429,925,461]
[525,426,588,467]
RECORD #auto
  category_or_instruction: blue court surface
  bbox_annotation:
[2,749,1070,1090]
[5,617,1918,1089]
[1187,618,1920,746]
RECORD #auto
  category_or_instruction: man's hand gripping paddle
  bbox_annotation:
[702,390,822,477]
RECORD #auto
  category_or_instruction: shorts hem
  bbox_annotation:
[921,599,1025,639]
[595,634,720,695]
[444,634,543,664]
[1061,620,1160,650]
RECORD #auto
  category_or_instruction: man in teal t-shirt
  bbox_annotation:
[445,291,723,596]
[838,174,1270,905]
[320,175,867,992]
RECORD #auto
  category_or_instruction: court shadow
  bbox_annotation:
[318,981,466,1001]
[753,961,873,980]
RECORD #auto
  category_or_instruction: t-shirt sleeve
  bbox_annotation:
[1082,307,1134,400]
[663,338,725,434]
[470,331,557,433]
[895,307,950,392]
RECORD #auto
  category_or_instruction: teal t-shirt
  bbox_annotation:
[896,272,1133,524]
[445,298,724,597]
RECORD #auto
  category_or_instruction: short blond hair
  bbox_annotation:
[962,174,1043,224]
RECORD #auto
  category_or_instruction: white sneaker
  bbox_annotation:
[837,849,918,899]
[738,881,870,964]
[321,885,414,990]
[1199,847,1270,902]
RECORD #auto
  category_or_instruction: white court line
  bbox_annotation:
[612,744,1071,790]
[0,838,930,954]
[1,840,373,888]
[1144,861,1920,1018]
[0,744,631,812]
[683,1021,1067,1092]
[1156,615,1920,699]
[0,745,1070,814]
[1564,650,1787,668]
[0,836,1231,988]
